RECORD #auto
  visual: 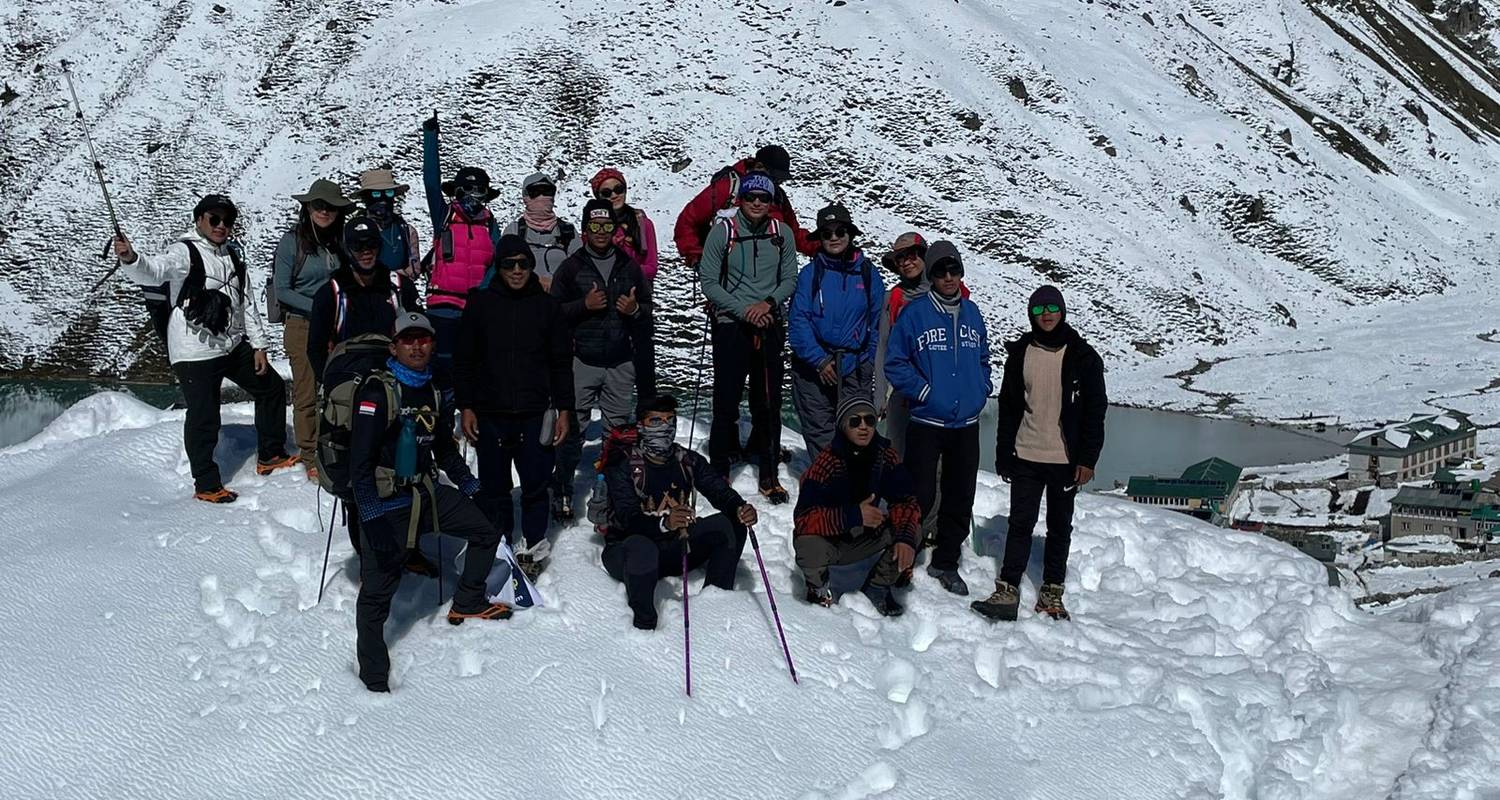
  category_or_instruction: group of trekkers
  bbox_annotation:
[108,117,1108,693]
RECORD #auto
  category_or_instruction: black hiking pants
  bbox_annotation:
[794,526,900,591]
[1000,458,1077,587]
[475,413,555,548]
[356,484,501,687]
[709,319,784,479]
[905,422,980,572]
[172,341,288,492]
[601,514,748,623]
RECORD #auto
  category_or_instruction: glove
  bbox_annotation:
[422,113,438,132]
[361,514,405,570]
[459,476,482,498]
[995,453,1017,483]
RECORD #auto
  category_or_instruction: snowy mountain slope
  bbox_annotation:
[2,0,1499,418]
[2,393,1498,798]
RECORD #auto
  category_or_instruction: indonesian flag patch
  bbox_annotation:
[357,400,378,416]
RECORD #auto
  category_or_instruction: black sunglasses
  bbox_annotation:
[1030,303,1062,316]
[741,191,774,204]
[207,213,236,229]
[308,199,344,213]
[821,225,850,239]
[498,256,532,271]
[892,244,926,263]
[526,184,557,199]
[930,261,963,278]
[844,414,878,429]
[596,184,627,198]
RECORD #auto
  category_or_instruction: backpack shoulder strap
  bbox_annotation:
[628,448,649,500]
[361,372,403,426]
[178,240,206,308]
[557,220,575,250]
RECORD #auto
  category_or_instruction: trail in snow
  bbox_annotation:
[2,393,1498,798]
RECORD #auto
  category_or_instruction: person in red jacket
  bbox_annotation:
[672,145,818,267]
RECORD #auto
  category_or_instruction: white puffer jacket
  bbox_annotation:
[120,229,269,364]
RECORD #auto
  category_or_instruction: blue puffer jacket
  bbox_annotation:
[884,247,992,428]
[788,250,885,374]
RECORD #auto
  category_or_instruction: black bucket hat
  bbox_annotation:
[810,202,860,240]
[441,166,500,201]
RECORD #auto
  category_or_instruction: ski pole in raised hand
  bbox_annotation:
[60,60,123,239]
[747,525,798,684]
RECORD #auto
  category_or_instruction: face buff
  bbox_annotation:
[640,420,676,460]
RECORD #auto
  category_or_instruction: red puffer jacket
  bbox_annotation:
[672,158,817,266]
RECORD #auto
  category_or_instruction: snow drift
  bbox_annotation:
[0,393,1496,798]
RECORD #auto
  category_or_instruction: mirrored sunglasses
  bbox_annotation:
[586,221,617,234]
[1030,303,1062,316]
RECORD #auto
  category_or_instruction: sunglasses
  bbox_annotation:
[207,213,236,229]
[892,245,926,263]
[1030,303,1062,316]
[741,192,774,205]
[844,414,878,429]
[930,262,964,279]
[395,332,433,346]
[366,188,399,199]
[821,225,850,239]
[308,199,343,213]
[586,221,617,234]
[457,185,490,199]
[498,256,532,271]
[596,184,627,198]
[526,184,557,199]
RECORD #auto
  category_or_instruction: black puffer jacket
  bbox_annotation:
[452,273,575,415]
[550,246,654,378]
[994,327,1107,470]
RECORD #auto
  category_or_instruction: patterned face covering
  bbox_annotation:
[639,418,676,460]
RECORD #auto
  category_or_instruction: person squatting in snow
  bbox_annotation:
[347,312,514,692]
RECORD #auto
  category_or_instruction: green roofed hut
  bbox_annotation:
[1126,458,1245,524]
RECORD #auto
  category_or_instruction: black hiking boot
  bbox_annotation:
[632,610,658,630]
[1034,583,1071,621]
[759,476,789,505]
[971,580,1020,621]
[926,565,969,596]
[551,493,574,522]
[404,549,439,578]
[861,585,905,617]
[805,583,834,607]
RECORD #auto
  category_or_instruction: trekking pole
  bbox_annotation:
[316,493,337,605]
[61,61,123,239]
[686,276,709,451]
[682,532,692,697]
[747,525,798,684]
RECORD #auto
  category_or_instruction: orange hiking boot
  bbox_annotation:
[255,453,301,476]
[194,487,239,504]
[446,602,513,626]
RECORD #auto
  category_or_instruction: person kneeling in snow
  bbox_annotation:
[349,312,511,692]
[600,394,758,631]
[792,398,921,617]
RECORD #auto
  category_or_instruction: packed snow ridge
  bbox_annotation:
[1,393,1496,798]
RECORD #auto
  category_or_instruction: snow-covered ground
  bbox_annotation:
[2,393,1498,798]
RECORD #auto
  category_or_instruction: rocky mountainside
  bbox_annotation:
[2,0,1498,395]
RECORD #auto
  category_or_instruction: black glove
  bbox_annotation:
[996,453,1017,483]
[361,514,405,570]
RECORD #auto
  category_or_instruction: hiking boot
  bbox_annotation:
[759,476,789,505]
[971,580,1020,621]
[861,585,905,617]
[365,680,390,693]
[305,464,320,483]
[551,493,574,522]
[404,549,439,578]
[516,539,551,581]
[926,565,969,596]
[632,610,658,631]
[446,602,513,626]
[194,487,238,504]
[1034,583,1071,621]
[805,584,834,607]
[255,453,301,476]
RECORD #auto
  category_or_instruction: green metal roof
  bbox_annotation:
[1347,413,1473,456]
[1472,505,1500,522]
[1390,485,1494,513]
[1126,458,1243,500]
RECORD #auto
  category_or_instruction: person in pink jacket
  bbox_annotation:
[590,168,658,282]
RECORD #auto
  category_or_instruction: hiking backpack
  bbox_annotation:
[178,239,247,336]
[328,273,406,340]
[313,333,402,496]
[714,215,789,289]
[265,232,311,324]
[585,427,691,534]
[515,215,576,254]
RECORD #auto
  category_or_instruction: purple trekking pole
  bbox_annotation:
[682,540,692,697]
[748,526,798,684]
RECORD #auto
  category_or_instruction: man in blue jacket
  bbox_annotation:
[883,242,992,595]
[788,203,884,457]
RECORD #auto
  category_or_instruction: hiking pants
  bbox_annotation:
[1000,458,1077,587]
[905,422,980,571]
[882,394,912,459]
[709,319,784,478]
[790,357,874,457]
[476,413,556,548]
[356,484,501,686]
[554,359,636,499]
[794,526,900,591]
[282,313,318,457]
[601,514,748,622]
[172,341,288,492]
[427,307,462,394]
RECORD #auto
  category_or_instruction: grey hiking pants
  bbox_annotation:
[794,526,901,591]
[554,358,636,498]
[789,357,874,457]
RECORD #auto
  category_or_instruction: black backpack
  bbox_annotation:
[515,216,576,253]
[313,333,399,496]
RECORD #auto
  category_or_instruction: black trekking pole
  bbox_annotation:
[60,61,129,295]
[686,273,709,452]
[316,493,337,605]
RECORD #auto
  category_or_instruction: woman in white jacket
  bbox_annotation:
[113,194,297,503]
